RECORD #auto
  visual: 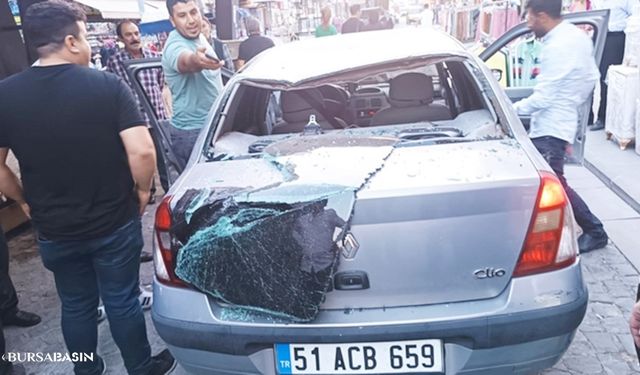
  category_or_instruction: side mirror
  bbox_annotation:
[491,69,503,82]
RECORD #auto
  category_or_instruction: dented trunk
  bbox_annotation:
[168,138,540,321]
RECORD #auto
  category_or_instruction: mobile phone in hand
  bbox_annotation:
[204,52,220,63]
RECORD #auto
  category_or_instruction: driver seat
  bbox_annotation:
[272,89,344,134]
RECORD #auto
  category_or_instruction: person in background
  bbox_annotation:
[421,3,435,27]
[381,10,395,29]
[0,1,175,373]
[236,17,275,69]
[631,289,640,362]
[162,0,224,171]
[107,19,170,215]
[362,8,387,31]
[513,0,609,254]
[201,17,235,73]
[99,39,116,68]
[0,230,41,329]
[0,230,38,375]
[315,6,338,37]
[590,0,634,131]
[341,4,365,34]
[569,0,590,12]
[108,20,168,123]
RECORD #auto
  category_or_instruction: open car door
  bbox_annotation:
[479,10,609,163]
[124,58,234,189]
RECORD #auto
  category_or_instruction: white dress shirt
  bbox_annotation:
[591,0,635,32]
[513,21,599,143]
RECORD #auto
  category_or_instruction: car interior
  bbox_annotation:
[205,59,505,160]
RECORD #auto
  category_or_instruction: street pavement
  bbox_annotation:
[3,133,640,374]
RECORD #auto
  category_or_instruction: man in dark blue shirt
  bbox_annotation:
[0,1,173,373]
[237,17,275,69]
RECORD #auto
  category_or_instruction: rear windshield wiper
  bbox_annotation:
[397,137,473,147]
[397,127,463,140]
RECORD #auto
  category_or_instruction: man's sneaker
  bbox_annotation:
[578,231,608,253]
[97,305,107,323]
[150,349,176,374]
[97,286,152,323]
[140,251,153,263]
[97,356,107,375]
[590,119,605,131]
[139,286,153,310]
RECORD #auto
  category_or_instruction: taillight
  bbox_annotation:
[514,172,578,277]
[154,195,187,287]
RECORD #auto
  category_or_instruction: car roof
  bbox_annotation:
[238,28,470,85]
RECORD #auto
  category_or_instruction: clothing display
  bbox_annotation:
[438,6,480,42]
[512,38,543,87]
[477,4,519,40]
[604,64,639,149]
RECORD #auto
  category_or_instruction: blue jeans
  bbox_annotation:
[531,136,605,235]
[38,219,152,375]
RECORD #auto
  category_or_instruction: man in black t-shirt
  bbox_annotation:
[341,4,365,34]
[0,1,174,374]
[236,17,275,70]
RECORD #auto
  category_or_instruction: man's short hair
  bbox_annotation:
[321,6,332,18]
[245,16,261,35]
[525,0,562,19]
[23,0,86,49]
[166,0,194,17]
[116,19,139,38]
[349,4,361,15]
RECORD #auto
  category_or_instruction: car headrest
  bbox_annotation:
[281,89,325,123]
[317,84,350,103]
[389,72,434,108]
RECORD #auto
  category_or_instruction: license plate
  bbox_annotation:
[275,339,443,374]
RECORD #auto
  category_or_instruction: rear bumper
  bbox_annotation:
[153,281,588,356]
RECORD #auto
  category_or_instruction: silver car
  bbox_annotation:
[128,12,608,375]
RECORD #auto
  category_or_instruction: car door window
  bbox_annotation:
[494,24,596,89]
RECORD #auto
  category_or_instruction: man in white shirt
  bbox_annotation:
[590,0,634,130]
[514,0,609,253]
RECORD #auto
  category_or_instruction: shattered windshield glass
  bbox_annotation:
[173,143,395,321]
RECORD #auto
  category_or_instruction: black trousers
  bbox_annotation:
[596,31,626,123]
[0,232,17,319]
[149,126,169,194]
[636,284,640,364]
[0,231,17,373]
[531,136,605,234]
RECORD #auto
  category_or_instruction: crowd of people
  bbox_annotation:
[315,4,395,37]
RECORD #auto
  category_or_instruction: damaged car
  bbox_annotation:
[126,14,608,375]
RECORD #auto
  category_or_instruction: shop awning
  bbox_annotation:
[141,0,170,23]
[74,0,141,20]
[73,0,169,22]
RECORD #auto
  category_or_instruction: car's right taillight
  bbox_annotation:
[154,195,187,287]
[514,171,578,277]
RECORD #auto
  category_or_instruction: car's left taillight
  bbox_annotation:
[154,195,187,287]
[513,171,579,277]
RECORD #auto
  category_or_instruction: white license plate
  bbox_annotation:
[275,339,443,374]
